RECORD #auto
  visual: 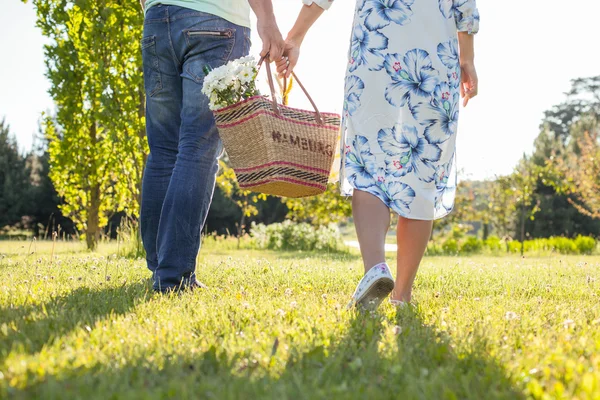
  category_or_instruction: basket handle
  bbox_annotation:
[258,55,324,125]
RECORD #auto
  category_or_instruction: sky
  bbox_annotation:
[1,0,599,180]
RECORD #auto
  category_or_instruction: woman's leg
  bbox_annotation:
[353,190,390,272]
[392,216,433,302]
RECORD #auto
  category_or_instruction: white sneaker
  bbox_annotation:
[347,263,395,311]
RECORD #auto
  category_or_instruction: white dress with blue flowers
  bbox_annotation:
[304,0,480,220]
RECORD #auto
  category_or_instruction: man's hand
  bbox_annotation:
[248,0,284,62]
[257,18,285,62]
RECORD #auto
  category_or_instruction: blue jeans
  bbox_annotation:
[141,5,250,291]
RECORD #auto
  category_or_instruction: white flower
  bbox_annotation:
[505,311,519,321]
[563,319,575,329]
[239,65,256,84]
[202,56,259,111]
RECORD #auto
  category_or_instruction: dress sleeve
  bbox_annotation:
[302,0,334,10]
[454,0,480,34]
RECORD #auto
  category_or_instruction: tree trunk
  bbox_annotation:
[520,205,526,256]
[86,184,101,251]
[237,203,247,250]
[483,222,489,241]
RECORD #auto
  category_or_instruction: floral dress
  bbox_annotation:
[304,0,480,220]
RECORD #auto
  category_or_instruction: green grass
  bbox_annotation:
[0,240,599,399]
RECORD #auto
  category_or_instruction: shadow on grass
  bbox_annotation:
[7,307,523,399]
[0,280,151,365]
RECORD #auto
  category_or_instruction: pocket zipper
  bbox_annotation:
[188,30,232,38]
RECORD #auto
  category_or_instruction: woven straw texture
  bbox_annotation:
[214,95,341,198]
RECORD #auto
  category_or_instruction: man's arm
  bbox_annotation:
[248,0,284,62]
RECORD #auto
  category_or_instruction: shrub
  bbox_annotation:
[549,237,577,254]
[574,235,596,255]
[442,238,459,255]
[484,235,503,252]
[460,237,483,253]
[507,241,522,254]
[250,221,345,252]
[426,243,444,256]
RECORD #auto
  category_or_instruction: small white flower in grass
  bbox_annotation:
[321,294,327,300]
[290,301,297,309]
[284,288,293,296]
[392,325,402,335]
[505,311,519,321]
[563,319,575,329]
[276,309,285,317]
[242,302,251,309]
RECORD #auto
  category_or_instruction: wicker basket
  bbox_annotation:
[214,58,341,198]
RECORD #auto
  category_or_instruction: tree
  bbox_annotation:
[541,76,600,143]
[489,175,518,241]
[550,118,600,219]
[28,128,76,239]
[0,118,33,229]
[29,0,146,250]
[524,76,600,238]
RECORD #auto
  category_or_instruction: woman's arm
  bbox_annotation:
[276,3,326,78]
[458,32,477,106]
[455,0,479,106]
[248,0,285,61]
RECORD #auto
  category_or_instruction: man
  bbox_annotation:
[139,0,285,292]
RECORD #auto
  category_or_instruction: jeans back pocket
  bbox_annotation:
[183,27,236,84]
[141,35,163,97]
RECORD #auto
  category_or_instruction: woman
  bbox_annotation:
[277,0,479,310]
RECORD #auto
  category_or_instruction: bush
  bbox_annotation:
[460,237,483,253]
[574,235,596,255]
[442,238,459,255]
[549,237,577,254]
[484,235,503,252]
[426,243,444,256]
[250,221,345,252]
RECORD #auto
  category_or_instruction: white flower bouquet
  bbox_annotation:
[202,56,260,111]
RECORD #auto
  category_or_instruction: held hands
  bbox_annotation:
[460,62,478,107]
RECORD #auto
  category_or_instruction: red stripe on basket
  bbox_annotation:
[217,110,340,131]
[240,177,326,191]
[214,95,341,118]
[235,161,330,175]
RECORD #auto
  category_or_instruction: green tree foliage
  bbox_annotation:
[0,118,33,228]
[29,0,147,249]
[541,76,600,143]
[215,160,270,244]
[525,76,600,237]
[28,130,75,238]
[285,184,352,226]
[550,118,600,219]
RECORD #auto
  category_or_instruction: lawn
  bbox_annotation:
[0,240,599,399]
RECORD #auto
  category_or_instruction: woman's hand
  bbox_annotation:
[460,62,478,107]
[276,38,301,79]
[275,3,325,78]
[457,32,477,107]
